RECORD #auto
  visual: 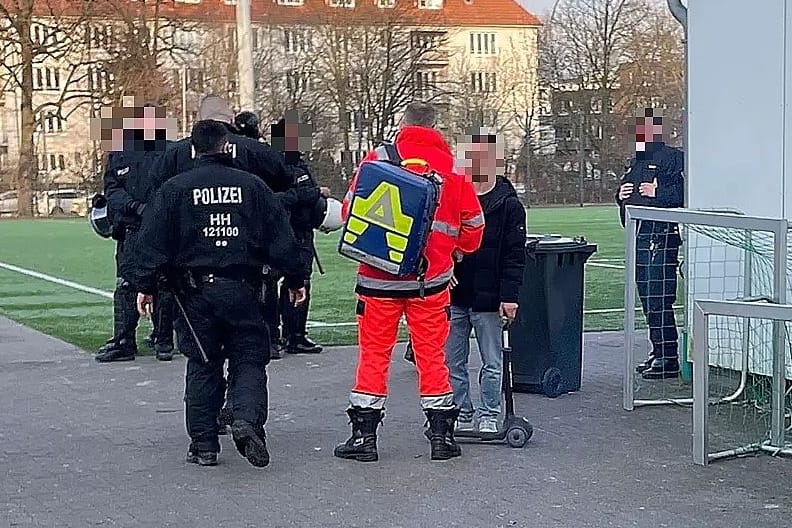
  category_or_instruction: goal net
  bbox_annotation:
[623,206,792,462]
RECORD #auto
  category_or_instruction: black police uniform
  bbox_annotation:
[99,145,175,362]
[616,142,684,379]
[271,151,323,355]
[149,124,293,194]
[126,153,309,464]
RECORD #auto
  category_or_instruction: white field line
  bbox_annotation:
[586,262,625,270]
[0,260,677,328]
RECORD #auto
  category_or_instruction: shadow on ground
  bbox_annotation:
[1,319,790,528]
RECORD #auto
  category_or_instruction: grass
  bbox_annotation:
[0,205,630,351]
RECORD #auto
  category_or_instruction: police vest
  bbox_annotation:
[338,143,441,277]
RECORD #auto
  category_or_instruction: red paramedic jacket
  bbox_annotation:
[341,126,485,298]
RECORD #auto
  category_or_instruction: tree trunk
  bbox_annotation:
[16,14,36,218]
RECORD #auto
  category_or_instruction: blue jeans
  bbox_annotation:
[445,307,503,421]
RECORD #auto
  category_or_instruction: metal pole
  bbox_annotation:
[623,209,638,411]
[692,303,708,466]
[770,222,788,446]
[181,65,187,137]
[235,0,255,110]
[578,112,585,207]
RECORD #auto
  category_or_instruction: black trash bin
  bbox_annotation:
[510,234,597,398]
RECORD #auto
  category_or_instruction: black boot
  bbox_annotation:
[635,353,658,374]
[641,357,680,380]
[186,447,218,466]
[270,338,285,360]
[334,407,382,462]
[95,339,136,362]
[155,343,174,362]
[287,335,322,354]
[425,408,462,461]
[231,420,270,468]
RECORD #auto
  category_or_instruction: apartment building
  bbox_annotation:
[0,0,541,187]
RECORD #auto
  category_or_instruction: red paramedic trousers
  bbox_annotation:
[350,289,454,410]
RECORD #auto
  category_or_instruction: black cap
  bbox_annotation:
[234,111,260,139]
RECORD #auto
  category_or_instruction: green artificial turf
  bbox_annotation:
[0,206,639,351]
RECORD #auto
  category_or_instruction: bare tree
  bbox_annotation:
[0,0,95,216]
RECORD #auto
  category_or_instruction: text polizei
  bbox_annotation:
[192,186,243,206]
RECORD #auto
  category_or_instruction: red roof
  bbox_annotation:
[18,0,541,28]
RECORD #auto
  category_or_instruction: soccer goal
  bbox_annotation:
[622,206,792,462]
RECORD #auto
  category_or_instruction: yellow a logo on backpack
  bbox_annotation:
[344,182,414,264]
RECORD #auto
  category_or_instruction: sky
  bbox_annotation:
[517,0,556,18]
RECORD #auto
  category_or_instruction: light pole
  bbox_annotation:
[235,0,255,110]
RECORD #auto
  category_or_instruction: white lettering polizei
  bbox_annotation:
[192,187,243,206]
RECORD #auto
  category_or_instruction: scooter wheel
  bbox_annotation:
[506,425,531,448]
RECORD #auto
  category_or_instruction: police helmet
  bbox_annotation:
[88,193,112,239]
[234,111,260,139]
[314,196,344,234]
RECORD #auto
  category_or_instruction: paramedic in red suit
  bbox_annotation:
[334,102,485,462]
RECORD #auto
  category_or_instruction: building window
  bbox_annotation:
[470,72,496,93]
[39,113,64,134]
[284,28,310,53]
[377,0,395,6]
[286,70,312,92]
[412,31,444,50]
[470,32,496,55]
[277,0,303,4]
[419,0,442,8]
[329,0,355,7]
[85,24,113,49]
[88,67,112,92]
[33,67,60,90]
[174,29,199,48]
[414,70,437,99]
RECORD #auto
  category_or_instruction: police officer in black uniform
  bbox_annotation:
[128,120,309,467]
[616,110,684,380]
[233,110,287,359]
[97,103,175,363]
[270,113,327,355]
[149,96,292,194]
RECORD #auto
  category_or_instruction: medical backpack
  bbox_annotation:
[338,143,442,277]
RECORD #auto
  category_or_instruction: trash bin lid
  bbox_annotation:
[526,234,594,252]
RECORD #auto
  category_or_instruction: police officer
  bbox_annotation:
[616,109,684,380]
[97,102,175,363]
[270,112,329,355]
[149,95,292,194]
[232,110,288,358]
[128,120,309,467]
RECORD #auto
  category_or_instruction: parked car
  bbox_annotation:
[36,189,89,217]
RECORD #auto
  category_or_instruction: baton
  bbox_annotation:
[312,243,325,275]
[172,292,210,364]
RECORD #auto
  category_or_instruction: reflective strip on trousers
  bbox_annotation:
[420,393,455,410]
[350,392,386,409]
[431,220,459,237]
[462,213,485,227]
[356,268,454,291]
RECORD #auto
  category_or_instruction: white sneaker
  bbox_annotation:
[478,417,498,434]
[455,419,475,432]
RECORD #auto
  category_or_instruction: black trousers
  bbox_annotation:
[636,225,681,359]
[151,290,175,348]
[281,231,314,340]
[261,273,282,342]
[112,229,141,347]
[175,278,271,452]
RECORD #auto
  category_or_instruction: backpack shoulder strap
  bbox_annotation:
[374,141,401,164]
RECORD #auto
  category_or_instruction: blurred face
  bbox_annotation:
[466,142,498,183]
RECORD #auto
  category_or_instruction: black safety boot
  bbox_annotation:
[270,339,285,360]
[641,357,680,380]
[287,335,322,354]
[231,420,270,468]
[155,343,174,362]
[425,408,462,461]
[97,337,115,354]
[186,448,218,466]
[635,353,658,374]
[334,407,382,462]
[95,340,136,362]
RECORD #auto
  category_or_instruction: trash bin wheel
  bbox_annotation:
[541,368,564,398]
[506,425,531,448]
